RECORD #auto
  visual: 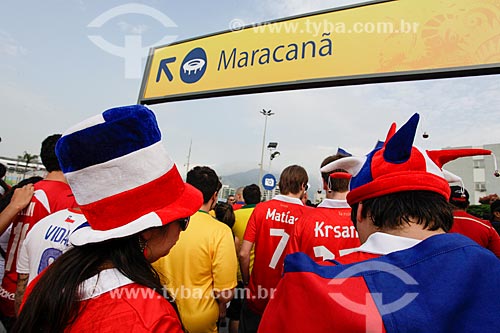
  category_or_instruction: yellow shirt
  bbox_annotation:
[233,204,256,281]
[153,210,237,333]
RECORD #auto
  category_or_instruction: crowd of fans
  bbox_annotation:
[0,106,499,332]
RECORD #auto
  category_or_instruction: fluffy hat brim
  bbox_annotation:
[70,182,203,246]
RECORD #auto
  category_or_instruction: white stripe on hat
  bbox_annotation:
[418,147,444,178]
[65,141,174,205]
[70,211,163,246]
[63,114,106,136]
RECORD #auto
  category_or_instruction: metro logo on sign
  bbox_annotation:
[139,0,500,105]
[180,48,207,84]
[262,174,277,191]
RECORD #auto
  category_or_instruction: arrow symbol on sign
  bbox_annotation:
[156,57,176,82]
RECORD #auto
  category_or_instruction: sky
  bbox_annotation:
[1,0,500,190]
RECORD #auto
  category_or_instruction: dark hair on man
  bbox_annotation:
[40,134,63,172]
[0,163,9,197]
[350,190,453,232]
[0,176,43,213]
[186,166,221,204]
[0,163,6,178]
[214,202,236,229]
[490,200,500,214]
[320,154,349,193]
[449,185,470,210]
[243,184,261,205]
[14,225,179,332]
[278,165,308,195]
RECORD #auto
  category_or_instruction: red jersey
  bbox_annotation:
[450,210,500,258]
[21,269,183,332]
[68,284,183,332]
[287,199,360,262]
[243,195,309,315]
[233,202,245,210]
[0,180,75,317]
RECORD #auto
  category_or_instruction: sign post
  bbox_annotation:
[139,0,500,105]
[262,173,277,201]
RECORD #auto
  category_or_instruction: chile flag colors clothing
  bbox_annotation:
[21,268,183,332]
[17,208,87,285]
[259,233,500,333]
[287,199,360,262]
[243,195,309,315]
[0,180,75,317]
[450,210,500,258]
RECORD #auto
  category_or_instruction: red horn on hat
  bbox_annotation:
[426,149,492,168]
[383,122,397,146]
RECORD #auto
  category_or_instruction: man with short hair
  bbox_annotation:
[0,164,10,198]
[0,135,76,325]
[154,166,237,333]
[233,184,261,252]
[239,165,309,332]
[259,114,500,333]
[227,194,236,205]
[227,184,261,333]
[287,150,360,262]
[490,199,500,235]
[448,185,500,257]
[233,187,245,210]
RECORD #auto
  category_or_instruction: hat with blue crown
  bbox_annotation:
[56,105,203,245]
[321,113,498,206]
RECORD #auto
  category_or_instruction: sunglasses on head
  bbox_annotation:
[174,217,190,231]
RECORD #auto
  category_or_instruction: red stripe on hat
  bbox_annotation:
[427,149,491,168]
[79,165,184,231]
[329,172,352,179]
[346,171,451,205]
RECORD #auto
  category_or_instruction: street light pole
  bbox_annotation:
[185,139,192,180]
[269,151,280,172]
[258,109,274,193]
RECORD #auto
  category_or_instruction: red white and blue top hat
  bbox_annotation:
[321,113,496,206]
[56,105,203,246]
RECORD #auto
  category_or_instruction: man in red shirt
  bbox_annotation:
[0,135,76,326]
[287,150,360,262]
[239,165,309,333]
[449,185,500,257]
[259,113,500,333]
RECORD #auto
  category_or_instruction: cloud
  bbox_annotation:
[256,0,364,19]
[0,30,27,56]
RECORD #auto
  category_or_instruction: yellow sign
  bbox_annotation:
[138,0,500,104]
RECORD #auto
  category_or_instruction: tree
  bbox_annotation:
[17,151,39,178]
[467,204,491,220]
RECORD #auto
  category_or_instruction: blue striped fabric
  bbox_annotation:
[56,105,161,173]
[284,234,500,333]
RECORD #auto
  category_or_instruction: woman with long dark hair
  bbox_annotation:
[13,105,203,332]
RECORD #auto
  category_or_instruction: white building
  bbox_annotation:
[0,156,46,185]
[262,187,280,202]
[218,184,236,202]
